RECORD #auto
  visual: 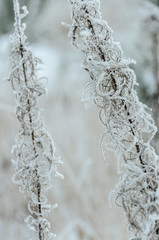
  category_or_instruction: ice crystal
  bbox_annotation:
[68,0,159,239]
[9,0,62,239]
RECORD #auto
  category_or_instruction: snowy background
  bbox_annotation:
[0,0,158,239]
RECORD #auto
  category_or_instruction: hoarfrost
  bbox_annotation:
[9,0,62,239]
[68,0,159,239]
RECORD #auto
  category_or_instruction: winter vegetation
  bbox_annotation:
[9,0,62,239]
[68,0,159,239]
[0,0,159,240]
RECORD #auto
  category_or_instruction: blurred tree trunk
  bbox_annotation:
[152,31,159,154]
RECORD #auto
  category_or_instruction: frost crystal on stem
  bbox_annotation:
[68,0,159,239]
[9,0,62,239]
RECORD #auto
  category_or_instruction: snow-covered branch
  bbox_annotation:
[9,0,62,239]
[68,0,159,239]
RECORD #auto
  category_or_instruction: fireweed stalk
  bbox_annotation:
[68,0,159,239]
[9,0,62,239]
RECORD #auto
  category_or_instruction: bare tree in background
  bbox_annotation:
[141,0,159,155]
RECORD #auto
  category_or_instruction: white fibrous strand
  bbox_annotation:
[68,0,159,239]
[9,0,62,239]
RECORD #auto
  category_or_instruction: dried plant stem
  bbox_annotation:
[22,46,43,240]
[68,0,159,239]
[19,25,43,238]
[10,0,62,239]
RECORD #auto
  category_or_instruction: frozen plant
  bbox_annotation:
[68,0,159,239]
[9,0,62,239]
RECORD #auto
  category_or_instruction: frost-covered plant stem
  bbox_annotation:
[10,0,62,239]
[20,33,43,240]
[68,0,159,239]
[16,8,43,237]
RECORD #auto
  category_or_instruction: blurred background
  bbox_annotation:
[0,0,159,239]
